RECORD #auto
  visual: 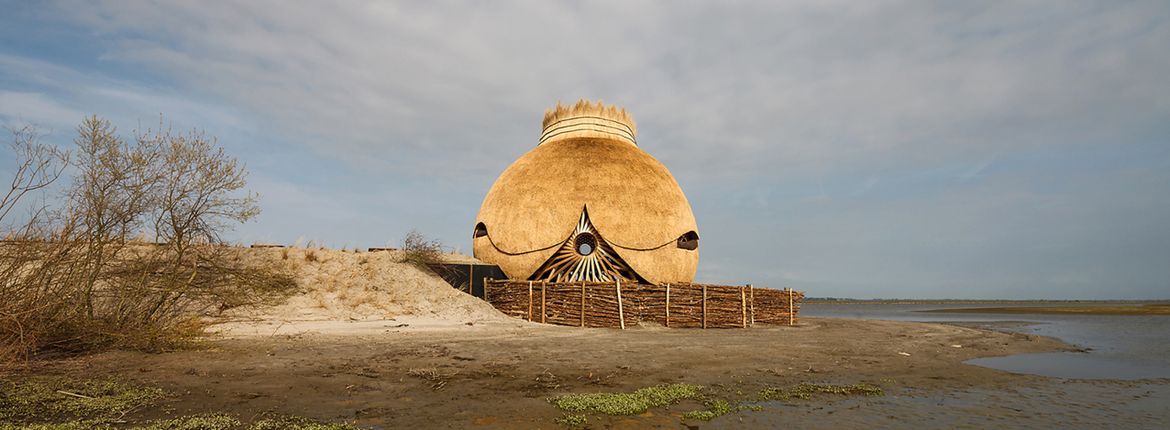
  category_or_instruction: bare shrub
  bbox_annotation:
[401,229,443,266]
[0,126,67,227]
[0,125,74,360]
[0,116,293,362]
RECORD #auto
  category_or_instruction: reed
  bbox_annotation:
[485,280,802,329]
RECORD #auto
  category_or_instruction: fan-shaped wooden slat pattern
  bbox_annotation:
[529,210,642,283]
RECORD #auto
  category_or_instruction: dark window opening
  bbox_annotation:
[677,231,699,250]
[575,232,596,256]
[473,222,488,238]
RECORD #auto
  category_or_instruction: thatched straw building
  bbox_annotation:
[473,100,699,285]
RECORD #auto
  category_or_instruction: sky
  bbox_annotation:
[1,1,1168,299]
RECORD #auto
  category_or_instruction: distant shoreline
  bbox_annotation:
[804,299,1170,305]
[918,304,1170,316]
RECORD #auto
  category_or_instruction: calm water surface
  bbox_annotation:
[802,303,1170,380]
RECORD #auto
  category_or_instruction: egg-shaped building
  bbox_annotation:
[473,100,699,285]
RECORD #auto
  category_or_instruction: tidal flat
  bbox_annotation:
[8,316,1149,429]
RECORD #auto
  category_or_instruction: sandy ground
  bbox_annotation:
[227,247,506,323]
[6,251,1168,428]
[17,316,1166,429]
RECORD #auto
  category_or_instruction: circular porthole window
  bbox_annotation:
[575,232,596,256]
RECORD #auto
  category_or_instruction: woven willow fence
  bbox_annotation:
[483,279,803,329]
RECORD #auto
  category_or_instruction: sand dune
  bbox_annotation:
[219,247,507,334]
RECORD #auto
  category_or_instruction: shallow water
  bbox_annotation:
[716,380,1170,429]
[802,303,1170,380]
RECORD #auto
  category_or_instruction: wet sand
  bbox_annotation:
[729,378,1170,429]
[12,316,1163,428]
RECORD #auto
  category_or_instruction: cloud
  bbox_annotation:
[0,53,252,140]
[0,90,87,131]
[2,1,1168,298]
[38,2,1165,179]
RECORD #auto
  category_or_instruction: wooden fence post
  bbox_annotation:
[527,281,534,321]
[788,287,794,326]
[483,277,488,301]
[748,284,754,326]
[616,278,625,330]
[702,284,707,329]
[541,280,547,324]
[580,281,586,328]
[467,264,473,293]
[740,285,747,328]
[665,283,671,328]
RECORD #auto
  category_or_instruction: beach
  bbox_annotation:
[4,249,1168,428]
[14,315,1159,428]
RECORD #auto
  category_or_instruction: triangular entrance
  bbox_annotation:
[529,207,645,283]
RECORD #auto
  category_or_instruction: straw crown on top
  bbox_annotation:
[539,100,638,146]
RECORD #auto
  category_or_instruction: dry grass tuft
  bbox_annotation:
[406,367,441,380]
[401,230,443,267]
[407,367,453,390]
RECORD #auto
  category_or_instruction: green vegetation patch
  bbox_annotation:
[0,378,363,429]
[682,399,732,421]
[550,383,703,416]
[548,381,883,426]
[758,383,883,401]
[0,414,362,430]
[0,420,117,430]
[135,414,241,430]
[248,415,364,430]
[0,378,164,423]
[553,413,588,428]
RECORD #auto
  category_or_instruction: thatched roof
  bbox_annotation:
[540,100,638,147]
[473,101,698,284]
